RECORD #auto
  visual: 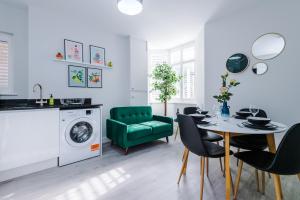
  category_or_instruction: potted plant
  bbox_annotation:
[213,72,240,117]
[152,63,181,116]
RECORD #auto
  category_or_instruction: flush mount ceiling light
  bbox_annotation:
[117,0,143,16]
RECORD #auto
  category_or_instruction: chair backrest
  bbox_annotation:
[177,114,207,156]
[183,107,198,115]
[240,108,268,118]
[110,106,152,125]
[268,123,300,175]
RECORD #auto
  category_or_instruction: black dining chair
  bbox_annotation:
[233,123,300,200]
[230,108,269,191]
[180,107,224,180]
[177,114,233,200]
[184,107,223,143]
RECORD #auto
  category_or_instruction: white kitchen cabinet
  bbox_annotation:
[0,109,59,171]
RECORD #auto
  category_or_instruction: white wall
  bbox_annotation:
[204,1,300,127]
[27,5,130,137]
[0,3,28,99]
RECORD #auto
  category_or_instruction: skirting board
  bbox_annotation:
[102,137,110,144]
[0,158,57,183]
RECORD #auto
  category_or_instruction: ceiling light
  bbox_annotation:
[117,0,143,16]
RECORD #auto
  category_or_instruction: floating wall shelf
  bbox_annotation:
[53,59,112,69]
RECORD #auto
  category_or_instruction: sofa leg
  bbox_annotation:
[124,148,129,155]
[166,137,169,143]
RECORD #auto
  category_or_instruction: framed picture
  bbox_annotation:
[87,68,102,88]
[68,65,86,87]
[89,45,105,65]
[64,39,83,62]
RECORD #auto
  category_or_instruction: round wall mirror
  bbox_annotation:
[226,53,249,73]
[252,63,268,75]
[252,33,285,60]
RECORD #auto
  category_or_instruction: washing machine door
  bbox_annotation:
[65,118,96,147]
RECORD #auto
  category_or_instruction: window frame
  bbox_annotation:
[148,41,196,104]
[169,42,196,103]
[0,32,15,95]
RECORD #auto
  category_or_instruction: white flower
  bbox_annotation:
[220,87,228,94]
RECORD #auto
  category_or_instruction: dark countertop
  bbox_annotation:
[0,99,103,111]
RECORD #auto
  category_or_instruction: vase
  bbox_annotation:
[221,101,230,119]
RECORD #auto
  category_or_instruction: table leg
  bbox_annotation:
[266,134,283,200]
[225,132,231,200]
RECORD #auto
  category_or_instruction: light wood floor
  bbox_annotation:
[0,137,299,200]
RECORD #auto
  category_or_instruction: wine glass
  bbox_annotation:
[212,104,220,118]
[249,105,259,117]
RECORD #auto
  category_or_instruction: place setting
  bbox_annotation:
[188,107,217,126]
[235,105,284,131]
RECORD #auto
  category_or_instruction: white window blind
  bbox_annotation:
[170,43,195,102]
[0,32,13,95]
[0,41,9,88]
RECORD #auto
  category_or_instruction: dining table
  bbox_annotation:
[197,116,288,200]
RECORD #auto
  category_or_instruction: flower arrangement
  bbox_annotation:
[213,72,240,103]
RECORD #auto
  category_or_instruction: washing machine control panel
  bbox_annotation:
[86,110,92,115]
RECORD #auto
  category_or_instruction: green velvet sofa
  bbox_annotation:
[107,106,173,154]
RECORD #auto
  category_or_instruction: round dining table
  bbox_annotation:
[197,117,287,200]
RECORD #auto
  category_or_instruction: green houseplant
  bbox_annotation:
[152,63,181,116]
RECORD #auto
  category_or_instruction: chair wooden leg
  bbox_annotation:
[219,157,223,173]
[255,169,260,192]
[200,157,205,200]
[236,148,240,166]
[183,150,189,175]
[206,157,209,177]
[234,161,243,200]
[272,173,282,200]
[177,149,189,184]
[262,171,265,195]
[182,148,188,162]
[174,126,179,141]
[230,169,234,194]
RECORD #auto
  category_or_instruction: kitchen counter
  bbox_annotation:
[0,98,103,111]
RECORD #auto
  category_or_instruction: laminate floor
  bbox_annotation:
[0,137,299,200]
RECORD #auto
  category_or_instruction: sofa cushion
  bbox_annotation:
[140,121,172,134]
[110,106,152,125]
[127,124,152,140]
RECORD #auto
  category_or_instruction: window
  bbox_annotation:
[148,42,196,103]
[170,43,195,102]
[0,32,13,95]
[148,50,169,102]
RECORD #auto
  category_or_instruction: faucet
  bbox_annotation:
[33,83,47,106]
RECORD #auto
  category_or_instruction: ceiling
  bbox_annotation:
[1,0,262,49]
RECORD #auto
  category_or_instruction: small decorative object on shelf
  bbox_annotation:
[56,52,64,60]
[107,60,113,67]
[213,72,240,119]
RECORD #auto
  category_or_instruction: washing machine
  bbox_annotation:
[59,107,102,166]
